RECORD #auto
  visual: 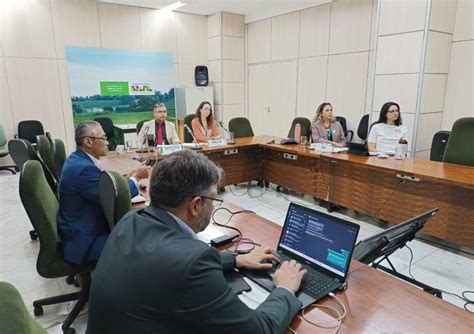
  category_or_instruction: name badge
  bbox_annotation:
[160,144,183,155]
[207,139,228,148]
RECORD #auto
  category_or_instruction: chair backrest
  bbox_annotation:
[184,114,196,143]
[136,119,148,134]
[228,117,254,138]
[357,114,370,141]
[45,132,67,178]
[336,116,348,133]
[99,170,132,231]
[0,124,7,147]
[430,130,450,162]
[18,120,45,144]
[9,139,58,195]
[443,117,474,166]
[93,117,114,138]
[19,161,73,278]
[287,117,311,139]
[36,135,57,179]
[0,282,46,334]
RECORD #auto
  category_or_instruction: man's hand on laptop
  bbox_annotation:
[274,260,307,294]
[235,247,277,270]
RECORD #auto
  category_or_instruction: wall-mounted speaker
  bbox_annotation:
[195,66,209,87]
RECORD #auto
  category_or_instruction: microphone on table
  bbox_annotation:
[184,124,202,150]
[218,121,235,144]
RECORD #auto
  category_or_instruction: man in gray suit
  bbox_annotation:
[87,151,306,334]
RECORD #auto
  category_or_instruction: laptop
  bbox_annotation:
[240,203,360,309]
[346,141,369,156]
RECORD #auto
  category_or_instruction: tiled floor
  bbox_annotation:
[0,173,472,333]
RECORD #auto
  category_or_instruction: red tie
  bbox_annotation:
[156,121,163,145]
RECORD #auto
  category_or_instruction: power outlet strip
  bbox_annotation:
[283,153,298,160]
[224,149,239,156]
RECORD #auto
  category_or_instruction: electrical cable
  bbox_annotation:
[300,292,347,334]
[405,245,473,313]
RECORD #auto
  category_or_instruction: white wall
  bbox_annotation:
[246,0,376,137]
[442,0,474,130]
[0,0,208,156]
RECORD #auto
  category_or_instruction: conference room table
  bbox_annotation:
[210,202,473,333]
[101,142,473,332]
[102,135,474,253]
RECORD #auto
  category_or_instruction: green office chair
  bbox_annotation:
[228,117,254,138]
[52,137,67,178]
[36,134,57,180]
[287,117,311,139]
[443,117,474,167]
[184,114,196,143]
[0,282,46,334]
[99,170,132,231]
[19,160,95,334]
[0,124,17,174]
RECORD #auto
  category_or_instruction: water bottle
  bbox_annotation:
[294,123,301,142]
[131,155,141,168]
[395,139,408,160]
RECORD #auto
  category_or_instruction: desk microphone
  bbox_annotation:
[218,121,235,144]
[184,124,202,150]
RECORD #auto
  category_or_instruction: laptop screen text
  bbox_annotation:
[279,204,359,277]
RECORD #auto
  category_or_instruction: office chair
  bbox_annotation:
[357,114,370,141]
[443,117,474,166]
[136,119,148,134]
[36,134,58,180]
[335,116,354,142]
[17,120,45,145]
[0,282,47,334]
[99,170,132,231]
[184,114,195,143]
[430,131,450,162]
[0,124,17,174]
[228,117,254,138]
[287,117,311,139]
[93,117,115,149]
[19,160,95,334]
[46,132,67,178]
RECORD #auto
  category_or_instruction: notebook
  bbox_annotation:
[240,203,360,309]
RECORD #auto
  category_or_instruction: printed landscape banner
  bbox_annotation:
[65,47,175,128]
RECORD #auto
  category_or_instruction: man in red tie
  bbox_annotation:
[138,103,180,146]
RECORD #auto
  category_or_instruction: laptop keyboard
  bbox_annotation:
[300,271,334,296]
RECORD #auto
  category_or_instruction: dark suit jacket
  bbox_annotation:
[87,206,302,334]
[57,149,138,264]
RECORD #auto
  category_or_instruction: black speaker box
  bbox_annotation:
[430,130,450,162]
[195,66,209,86]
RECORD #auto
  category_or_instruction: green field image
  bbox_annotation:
[72,94,176,148]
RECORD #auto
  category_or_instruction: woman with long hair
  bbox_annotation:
[310,102,346,147]
[191,101,221,142]
[367,102,408,154]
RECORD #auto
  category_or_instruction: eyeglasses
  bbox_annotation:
[86,136,108,142]
[196,195,224,208]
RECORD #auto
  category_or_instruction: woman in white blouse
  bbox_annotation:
[368,102,408,154]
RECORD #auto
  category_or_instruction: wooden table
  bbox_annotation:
[211,202,473,333]
[101,135,474,251]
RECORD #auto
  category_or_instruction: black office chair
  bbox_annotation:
[136,119,148,134]
[93,117,115,149]
[357,114,370,141]
[0,124,17,174]
[19,160,94,334]
[287,117,311,139]
[99,170,132,231]
[335,116,354,142]
[228,117,254,138]
[17,120,45,145]
[430,131,450,162]
[184,114,195,143]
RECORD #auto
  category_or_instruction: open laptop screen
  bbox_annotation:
[279,203,359,278]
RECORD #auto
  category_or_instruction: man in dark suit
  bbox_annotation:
[87,151,306,333]
[57,121,151,264]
